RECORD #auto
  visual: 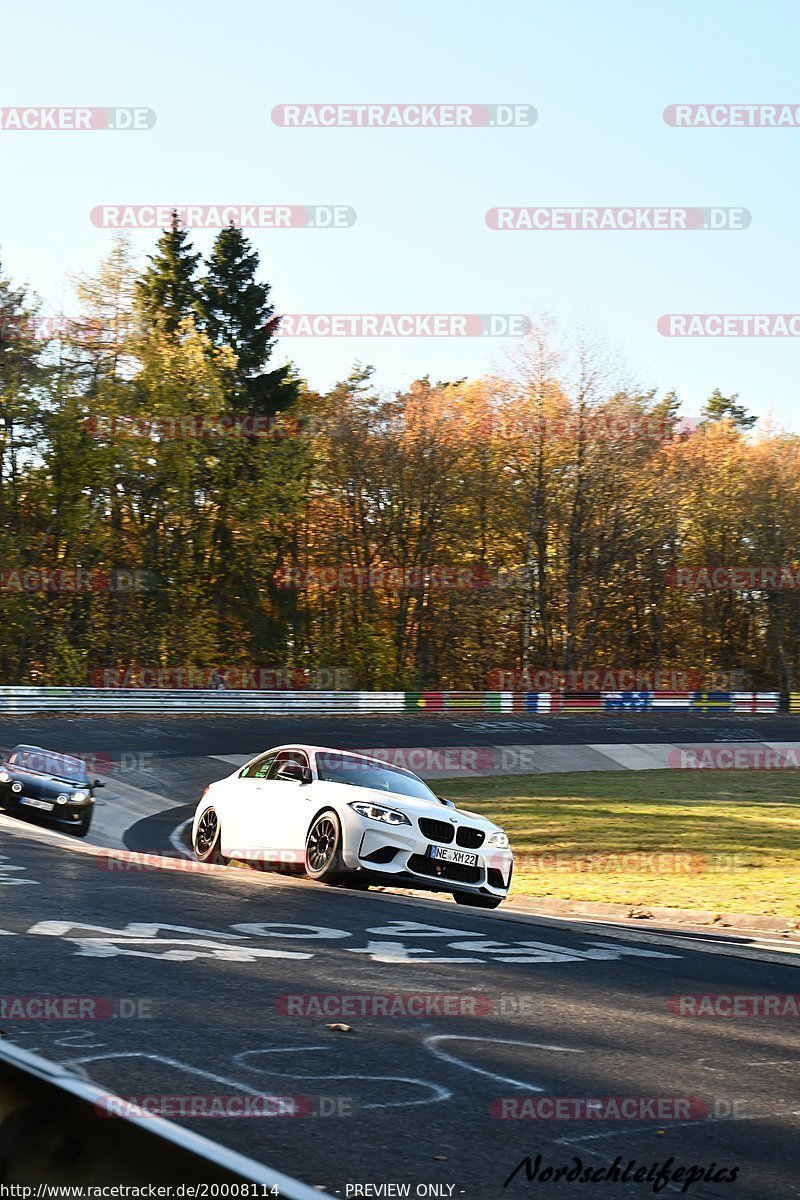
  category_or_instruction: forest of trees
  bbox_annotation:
[1,214,799,691]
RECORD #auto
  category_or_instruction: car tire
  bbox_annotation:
[193,807,228,865]
[305,810,348,883]
[454,892,504,910]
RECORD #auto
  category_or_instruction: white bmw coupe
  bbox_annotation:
[191,744,513,908]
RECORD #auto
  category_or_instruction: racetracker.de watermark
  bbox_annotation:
[664,104,800,127]
[480,412,699,441]
[491,1097,707,1120]
[666,565,800,590]
[486,207,750,230]
[95,1093,354,1118]
[0,107,155,130]
[90,205,356,229]
[0,747,152,775]
[276,314,531,337]
[669,746,800,770]
[486,668,741,690]
[276,993,495,1017]
[659,314,800,337]
[274,565,502,590]
[90,666,351,689]
[0,996,153,1019]
[669,994,800,1018]
[273,992,626,1019]
[511,852,749,874]
[85,414,302,440]
[271,103,537,127]
[0,567,154,593]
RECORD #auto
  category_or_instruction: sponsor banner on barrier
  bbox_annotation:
[0,688,783,715]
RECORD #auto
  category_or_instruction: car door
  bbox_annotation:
[253,749,313,864]
[221,751,276,855]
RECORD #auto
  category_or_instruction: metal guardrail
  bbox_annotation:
[0,1038,329,1193]
[0,687,784,714]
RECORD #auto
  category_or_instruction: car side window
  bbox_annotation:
[267,750,309,781]
[240,753,276,780]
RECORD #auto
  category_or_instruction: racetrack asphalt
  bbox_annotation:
[1,715,799,1199]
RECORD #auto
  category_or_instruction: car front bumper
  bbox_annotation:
[344,817,513,900]
[0,787,93,828]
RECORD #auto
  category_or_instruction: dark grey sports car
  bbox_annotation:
[0,744,103,837]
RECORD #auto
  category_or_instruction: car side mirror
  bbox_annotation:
[93,779,105,788]
[276,762,308,783]
[440,797,456,808]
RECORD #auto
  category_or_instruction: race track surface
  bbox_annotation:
[2,715,799,1198]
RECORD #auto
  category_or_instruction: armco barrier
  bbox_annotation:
[0,687,782,714]
[0,1038,329,1194]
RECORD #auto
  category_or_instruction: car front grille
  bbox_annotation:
[456,826,485,849]
[418,818,455,844]
[407,853,482,885]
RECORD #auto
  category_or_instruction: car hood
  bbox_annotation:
[314,781,499,830]
[7,770,88,799]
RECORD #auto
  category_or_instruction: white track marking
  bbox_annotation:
[232,922,351,939]
[234,1047,452,1109]
[557,1107,800,1144]
[65,1051,270,1096]
[424,1034,582,1091]
[170,818,193,858]
[0,852,38,886]
[745,1059,798,1067]
[53,1033,106,1049]
[346,940,484,963]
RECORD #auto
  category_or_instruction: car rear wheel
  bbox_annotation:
[454,892,504,910]
[305,810,347,883]
[193,807,227,864]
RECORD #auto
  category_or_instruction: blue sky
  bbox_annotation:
[1,0,798,429]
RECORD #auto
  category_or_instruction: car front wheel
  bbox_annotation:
[193,807,227,864]
[305,810,347,883]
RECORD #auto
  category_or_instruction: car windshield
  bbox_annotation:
[315,752,441,804]
[8,748,88,783]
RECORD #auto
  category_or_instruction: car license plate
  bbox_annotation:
[428,845,478,867]
[21,797,54,812]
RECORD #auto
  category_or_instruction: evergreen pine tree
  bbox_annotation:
[200,223,297,413]
[702,388,757,429]
[136,211,201,334]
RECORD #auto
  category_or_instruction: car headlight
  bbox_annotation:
[349,801,411,826]
[488,830,510,848]
[0,770,10,783]
[56,794,69,805]
[72,791,89,802]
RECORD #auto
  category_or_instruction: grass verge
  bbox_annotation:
[437,770,800,917]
